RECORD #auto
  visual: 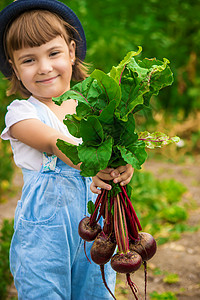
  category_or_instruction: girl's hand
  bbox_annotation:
[90,164,134,194]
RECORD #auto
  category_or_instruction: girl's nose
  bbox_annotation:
[38,59,53,74]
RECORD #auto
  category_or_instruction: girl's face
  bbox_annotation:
[11,36,75,102]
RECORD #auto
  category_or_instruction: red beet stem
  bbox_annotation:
[105,199,109,223]
[103,201,109,235]
[96,190,108,223]
[89,194,101,225]
[93,192,102,208]
[119,192,139,239]
[129,232,139,242]
[114,196,123,252]
[117,194,128,253]
[100,265,116,300]
[108,195,114,230]
[103,196,113,235]
[90,189,106,225]
[120,197,130,252]
[120,186,142,231]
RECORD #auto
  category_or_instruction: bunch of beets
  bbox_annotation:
[78,183,157,300]
[53,49,177,299]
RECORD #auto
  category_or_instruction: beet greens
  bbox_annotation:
[53,48,178,177]
[53,49,179,299]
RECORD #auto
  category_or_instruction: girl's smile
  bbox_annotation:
[11,36,75,102]
[36,75,60,85]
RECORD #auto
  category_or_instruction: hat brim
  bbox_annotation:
[0,0,86,78]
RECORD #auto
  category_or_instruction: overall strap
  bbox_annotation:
[30,99,61,173]
[29,100,52,127]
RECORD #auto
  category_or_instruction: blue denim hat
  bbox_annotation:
[0,0,86,78]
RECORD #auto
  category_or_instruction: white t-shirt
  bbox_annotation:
[1,96,81,171]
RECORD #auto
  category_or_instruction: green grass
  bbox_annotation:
[150,291,177,300]
[163,273,180,284]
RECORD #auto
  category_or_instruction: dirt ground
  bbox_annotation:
[0,158,200,300]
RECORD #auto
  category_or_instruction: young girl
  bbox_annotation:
[0,1,134,299]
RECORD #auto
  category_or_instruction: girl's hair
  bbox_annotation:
[4,10,89,98]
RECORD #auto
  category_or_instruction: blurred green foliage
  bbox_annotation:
[0,219,14,300]
[65,0,200,115]
[150,291,177,300]
[0,73,15,200]
[163,273,180,284]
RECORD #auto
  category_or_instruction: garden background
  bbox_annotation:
[0,0,200,299]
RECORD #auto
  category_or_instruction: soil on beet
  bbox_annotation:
[1,158,200,300]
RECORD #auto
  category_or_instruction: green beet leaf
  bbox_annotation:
[98,100,116,125]
[54,76,106,112]
[117,141,147,170]
[138,131,180,149]
[118,114,138,147]
[80,116,104,146]
[78,136,113,176]
[76,102,94,118]
[115,74,150,121]
[90,69,121,107]
[137,57,174,88]
[63,114,81,138]
[109,47,142,84]
[108,145,128,168]
[131,58,173,114]
[87,201,95,215]
[116,56,173,120]
[53,49,175,177]
[56,139,80,165]
[53,77,94,106]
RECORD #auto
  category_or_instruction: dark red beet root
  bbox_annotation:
[111,251,142,274]
[129,232,157,261]
[90,232,116,265]
[78,217,101,242]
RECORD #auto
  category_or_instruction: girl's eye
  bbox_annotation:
[50,51,60,57]
[23,59,34,64]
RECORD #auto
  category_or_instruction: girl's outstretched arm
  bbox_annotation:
[9,118,81,170]
[90,164,134,194]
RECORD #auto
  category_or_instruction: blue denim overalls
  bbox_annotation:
[10,101,116,300]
